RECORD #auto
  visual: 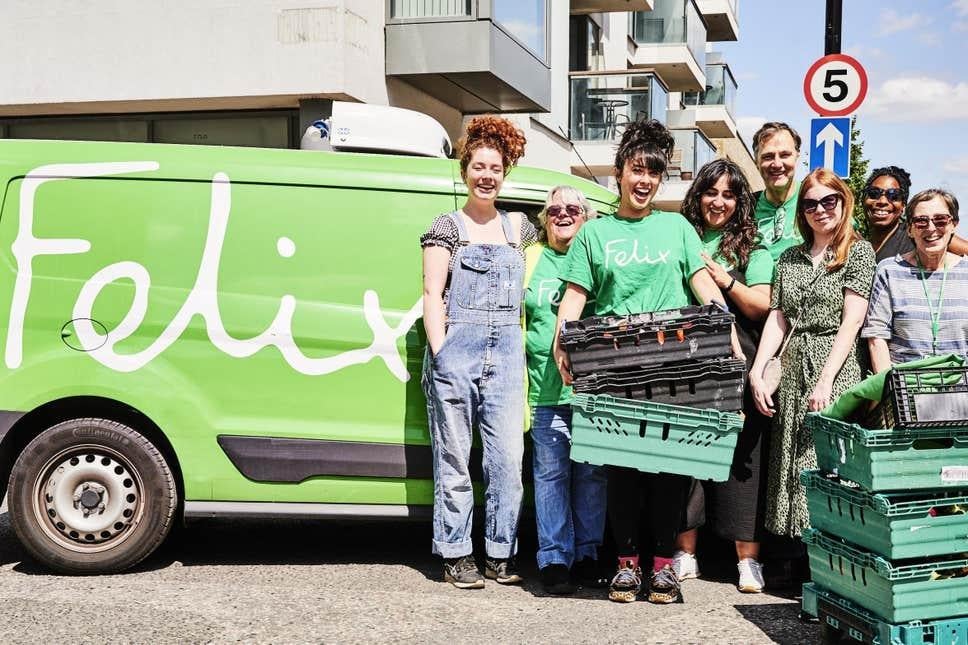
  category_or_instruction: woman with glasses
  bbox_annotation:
[749,168,875,539]
[525,186,607,595]
[863,189,968,372]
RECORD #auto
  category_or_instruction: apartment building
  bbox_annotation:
[0,1,760,204]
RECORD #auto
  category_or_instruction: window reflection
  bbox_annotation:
[493,0,547,60]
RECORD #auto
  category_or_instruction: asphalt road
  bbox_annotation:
[0,498,819,644]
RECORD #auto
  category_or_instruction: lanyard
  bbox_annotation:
[916,255,949,353]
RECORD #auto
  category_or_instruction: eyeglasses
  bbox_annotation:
[910,214,954,229]
[865,187,905,202]
[802,194,842,214]
[547,204,584,218]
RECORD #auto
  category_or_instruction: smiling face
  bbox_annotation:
[700,174,737,230]
[802,185,844,238]
[544,191,586,251]
[757,130,799,196]
[463,146,505,203]
[617,153,661,215]
[909,195,955,257]
[865,175,905,230]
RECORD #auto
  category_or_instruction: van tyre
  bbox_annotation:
[8,418,176,574]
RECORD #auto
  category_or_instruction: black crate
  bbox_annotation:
[862,366,968,430]
[560,304,734,376]
[572,358,746,412]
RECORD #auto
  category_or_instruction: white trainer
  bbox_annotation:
[672,550,700,581]
[737,558,765,593]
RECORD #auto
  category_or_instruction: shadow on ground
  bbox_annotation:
[736,602,819,644]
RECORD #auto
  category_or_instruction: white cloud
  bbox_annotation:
[952,0,968,15]
[736,115,766,148]
[917,31,942,46]
[955,20,968,31]
[864,76,968,122]
[845,44,885,60]
[877,8,931,36]
[943,157,968,174]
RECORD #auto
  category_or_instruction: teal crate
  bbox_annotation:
[569,394,743,481]
[808,413,968,491]
[803,470,968,560]
[803,528,968,623]
[803,582,968,645]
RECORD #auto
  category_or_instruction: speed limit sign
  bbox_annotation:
[803,54,868,116]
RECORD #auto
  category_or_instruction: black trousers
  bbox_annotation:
[606,466,691,560]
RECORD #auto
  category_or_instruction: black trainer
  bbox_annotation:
[647,564,684,604]
[571,558,610,589]
[540,564,576,595]
[484,557,523,585]
[443,555,484,589]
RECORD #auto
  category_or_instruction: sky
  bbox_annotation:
[719,0,968,235]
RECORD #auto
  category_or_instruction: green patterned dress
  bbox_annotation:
[765,240,876,537]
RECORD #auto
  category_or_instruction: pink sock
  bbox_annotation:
[617,555,639,570]
[653,556,674,572]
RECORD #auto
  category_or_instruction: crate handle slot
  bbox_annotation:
[638,419,647,439]
[913,438,954,450]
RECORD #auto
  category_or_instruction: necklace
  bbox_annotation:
[916,252,949,354]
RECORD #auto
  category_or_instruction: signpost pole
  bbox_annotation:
[825,0,843,55]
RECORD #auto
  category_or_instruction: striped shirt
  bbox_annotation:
[862,254,968,363]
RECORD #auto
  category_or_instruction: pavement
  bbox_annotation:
[0,497,819,644]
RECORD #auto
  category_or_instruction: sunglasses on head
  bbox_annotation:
[865,186,905,202]
[547,204,584,218]
[910,214,954,229]
[802,194,842,214]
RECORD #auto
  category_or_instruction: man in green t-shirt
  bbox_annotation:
[751,122,803,261]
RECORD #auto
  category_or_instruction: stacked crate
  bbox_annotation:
[800,366,968,643]
[560,304,745,482]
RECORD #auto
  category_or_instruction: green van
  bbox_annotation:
[0,121,615,573]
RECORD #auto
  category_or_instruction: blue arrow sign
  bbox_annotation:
[809,117,850,177]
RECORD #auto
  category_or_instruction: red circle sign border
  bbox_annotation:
[803,53,869,117]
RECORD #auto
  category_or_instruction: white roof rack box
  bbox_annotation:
[321,102,452,158]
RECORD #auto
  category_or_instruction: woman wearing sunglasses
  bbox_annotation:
[749,168,875,539]
[524,186,607,595]
[863,188,968,372]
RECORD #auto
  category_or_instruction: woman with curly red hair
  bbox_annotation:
[420,116,535,589]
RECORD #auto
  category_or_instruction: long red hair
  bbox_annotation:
[795,168,861,272]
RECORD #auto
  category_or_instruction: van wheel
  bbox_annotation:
[8,418,176,574]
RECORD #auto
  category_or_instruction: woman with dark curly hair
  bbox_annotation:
[420,115,535,589]
[673,159,774,593]
[552,120,742,605]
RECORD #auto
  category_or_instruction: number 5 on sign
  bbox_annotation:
[803,54,868,117]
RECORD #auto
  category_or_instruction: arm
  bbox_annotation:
[949,233,968,257]
[868,338,892,374]
[861,264,894,374]
[700,252,771,320]
[807,288,868,412]
[422,245,451,355]
[552,283,589,386]
[689,268,745,360]
[748,308,789,417]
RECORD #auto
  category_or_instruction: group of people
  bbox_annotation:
[418,114,968,604]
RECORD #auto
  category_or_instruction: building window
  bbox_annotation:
[569,16,602,72]
[389,0,472,19]
[493,0,548,61]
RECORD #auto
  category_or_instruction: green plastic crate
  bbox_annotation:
[803,470,968,560]
[803,528,968,623]
[809,413,968,491]
[803,582,968,645]
[569,393,743,481]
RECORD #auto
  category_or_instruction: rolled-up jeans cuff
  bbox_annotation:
[433,538,473,559]
[485,538,517,559]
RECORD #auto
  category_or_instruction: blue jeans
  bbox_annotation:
[532,405,607,569]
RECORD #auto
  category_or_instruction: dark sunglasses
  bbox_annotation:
[802,194,842,214]
[865,186,905,202]
[910,214,954,229]
[547,204,584,218]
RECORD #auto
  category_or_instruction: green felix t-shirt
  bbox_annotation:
[754,182,802,262]
[524,246,594,406]
[561,210,705,316]
[700,228,775,286]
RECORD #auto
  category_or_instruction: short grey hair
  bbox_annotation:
[536,185,597,243]
[906,188,960,224]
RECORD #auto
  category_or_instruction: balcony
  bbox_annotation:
[628,0,706,92]
[654,128,716,210]
[568,71,669,177]
[571,0,654,14]
[681,57,737,138]
[385,0,551,113]
[695,0,738,41]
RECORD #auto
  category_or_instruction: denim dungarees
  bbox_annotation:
[422,210,525,559]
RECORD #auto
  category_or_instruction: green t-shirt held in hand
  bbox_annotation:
[561,210,706,316]
[524,246,593,406]
[754,182,802,262]
[700,228,775,286]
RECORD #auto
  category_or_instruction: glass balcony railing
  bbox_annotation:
[569,72,669,142]
[683,63,737,114]
[389,0,472,19]
[629,0,706,70]
[672,129,715,180]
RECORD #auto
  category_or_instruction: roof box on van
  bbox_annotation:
[300,102,452,159]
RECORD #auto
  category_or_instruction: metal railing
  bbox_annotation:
[388,0,471,19]
[683,63,737,114]
[671,128,715,179]
[569,72,669,142]
[629,0,706,70]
